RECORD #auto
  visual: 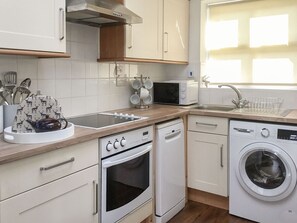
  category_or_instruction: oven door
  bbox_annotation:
[101,143,152,223]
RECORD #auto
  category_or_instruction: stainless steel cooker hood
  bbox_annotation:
[66,0,142,27]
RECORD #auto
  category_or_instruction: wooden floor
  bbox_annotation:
[168,201,255,223]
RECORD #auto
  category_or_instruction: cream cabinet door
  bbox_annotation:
[163,0,189,62]
[124,0,163,60]
[0,166,98,223]
[0,0,66,52]
[187,131,228,196]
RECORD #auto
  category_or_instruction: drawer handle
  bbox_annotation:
[40,157,75,171]
[220,144,224,168]
[196,122,218,127]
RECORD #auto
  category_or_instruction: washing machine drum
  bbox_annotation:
[236,142,297,202]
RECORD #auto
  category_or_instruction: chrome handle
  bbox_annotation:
[220,144,223,168]
[59,8,65,41]
[196,122,218,127]
[40,157,75,171]
[93,181,98,215]
[233,127,254,133]
[164,32,169,53]
[102,145,152,168]
[127,24,133,49]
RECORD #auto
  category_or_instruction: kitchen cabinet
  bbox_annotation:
[187,115,228,197]
[99,0,189,64]
[163,0,189,62]
[0,140,98,223]
[0,0,66,57]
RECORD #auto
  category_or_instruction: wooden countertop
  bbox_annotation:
[1,104,297,165]
[0,105,187,165]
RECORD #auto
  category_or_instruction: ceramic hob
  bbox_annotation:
[67,112,146,129]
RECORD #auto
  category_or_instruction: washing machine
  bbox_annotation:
[229,120,297,223]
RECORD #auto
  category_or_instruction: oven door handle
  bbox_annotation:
[102,145,152,168]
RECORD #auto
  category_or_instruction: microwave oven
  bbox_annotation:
[153,80,198,105]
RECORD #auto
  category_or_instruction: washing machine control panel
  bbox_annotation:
[277,129,297,141]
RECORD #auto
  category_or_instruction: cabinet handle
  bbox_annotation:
[127,24,133,49]
[164,32,169,53]
[220,144,224,168]
[195,122,218,127]
[93,181,98,215]
[59,8,65,41]
[40,157,75,171]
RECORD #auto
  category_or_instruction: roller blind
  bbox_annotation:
[201,0,297,85]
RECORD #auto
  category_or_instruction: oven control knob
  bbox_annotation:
[114,139,120,149]
[120,137,127,147]
[261,128,270,138]
[106,142,113,151]
[181,93,186,99]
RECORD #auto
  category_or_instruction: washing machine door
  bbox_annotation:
[236,142,297,201]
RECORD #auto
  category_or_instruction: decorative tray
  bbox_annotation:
[4,123,74,144]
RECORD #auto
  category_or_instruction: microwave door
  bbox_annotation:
[153,83,179,104]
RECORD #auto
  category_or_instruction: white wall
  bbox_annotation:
[0,23,168,118]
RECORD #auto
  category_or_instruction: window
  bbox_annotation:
[201,0,297,85]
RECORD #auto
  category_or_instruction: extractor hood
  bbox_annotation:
[66,0,143,27]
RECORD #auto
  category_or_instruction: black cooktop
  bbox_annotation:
[68,112,143,129]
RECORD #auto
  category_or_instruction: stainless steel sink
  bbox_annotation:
[193,104,236,112]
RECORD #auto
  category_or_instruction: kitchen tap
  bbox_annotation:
[218,84,249,108]
[202,75,210,88]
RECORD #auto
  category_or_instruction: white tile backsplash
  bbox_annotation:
[71,61,86,79]
[71,79,86,97]
[56,80,72,98]
[86,79,98,96]
[38,59,55,80]
[17,58,38,80]
[37,80,55,97]
[55,59,71,79]
[70,42,86,60]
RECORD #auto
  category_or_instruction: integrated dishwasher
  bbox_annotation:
[155,118,185,223]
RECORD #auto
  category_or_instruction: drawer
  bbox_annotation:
[0,139,98,201]
[188,115,228,135]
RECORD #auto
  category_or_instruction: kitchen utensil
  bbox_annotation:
[0,80,9,105]
[131,79,142,90]
[13,78,32,104]
[130,92,140,105]
[143,79,153,89]
[139,87,149,99]
[3,71,17,104]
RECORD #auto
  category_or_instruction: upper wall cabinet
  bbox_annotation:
[0,0,67,57]
[124,0,163,61]
[99,0,189,64]
[163,0,189,62]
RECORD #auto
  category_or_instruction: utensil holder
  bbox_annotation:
[3,104,18,128]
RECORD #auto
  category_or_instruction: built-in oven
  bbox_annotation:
[99,125,153,223]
